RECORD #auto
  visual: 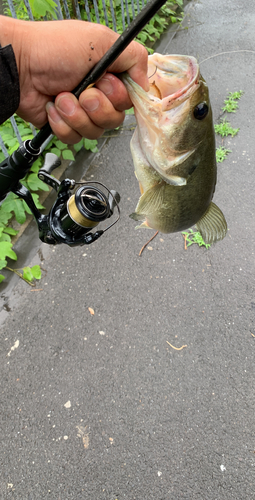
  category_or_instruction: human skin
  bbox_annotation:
[0,16,149,143]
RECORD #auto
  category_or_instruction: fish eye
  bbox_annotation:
[193,102,209,120]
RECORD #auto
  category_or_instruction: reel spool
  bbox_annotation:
[60,186,111,237]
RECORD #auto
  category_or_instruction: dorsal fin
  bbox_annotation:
[196,202,227,244]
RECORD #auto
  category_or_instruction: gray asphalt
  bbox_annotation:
[1,0,255,498]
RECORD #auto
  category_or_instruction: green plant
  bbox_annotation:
[4,264,42,285]
[182,228,211,250]
[125,108,135,115]
[214,119,239,137]
[73,138,98,154]
[3,0,58,19]
[0,240,17,283]
[221,90,244,113]
[29,0,57,18]
[216,146,232,163]
[136,1,183,51]
[79,0,183,53]
[215,90,243,164]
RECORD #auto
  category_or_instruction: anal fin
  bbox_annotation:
[129,213,152,230]
[196,202,227,245]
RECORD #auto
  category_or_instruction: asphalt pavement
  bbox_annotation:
[0,0,255,498]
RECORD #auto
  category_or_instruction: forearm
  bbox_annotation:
[0,16,21,124]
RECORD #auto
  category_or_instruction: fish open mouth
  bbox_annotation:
[147,54,200,109]
[121,53,204,186]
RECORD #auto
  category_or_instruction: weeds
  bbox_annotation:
[216,146,232,163]
[214,118,239,137]
[221,90,244,113]
[215,89,244,162]
[182,229,211,250]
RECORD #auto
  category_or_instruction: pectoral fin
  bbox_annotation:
[196,202,227,244]
[130,212,145,222]
[129,182,167,231]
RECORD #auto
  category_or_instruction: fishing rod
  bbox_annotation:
[0,0,169,247]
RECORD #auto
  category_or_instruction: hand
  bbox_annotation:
[0,16,148,143]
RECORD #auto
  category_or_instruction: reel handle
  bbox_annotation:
[38,152,65,192]
[39,152,61,175]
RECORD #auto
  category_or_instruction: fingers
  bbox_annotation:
[46,73,129,144]
[95,73,133,111]
[109,40,149,92]
[46,101,83,144]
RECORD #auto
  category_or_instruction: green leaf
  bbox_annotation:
[1,132,14,142]
[0,233,11,243]
[84,139,98,152]
[0,259,7,270]
[50,148,61,157]
[21,199,33,215]
[216,147,232,163]
[25,173,49,192]
[13,199,27,224]
[0,274,5,283]
[31,265,42,280]
[31,193,45,209]
[22,194,45,215]
[23,267,34,282]
[73,139,84,153]
[182,229,211,249]
[222,100,239,113]
[228,90,244,100]
[3,227,18,236]
[30,158,43,173]
[4,138,18,149]
[137,32,147,43]
[2,194,27,224]
[0,208,12,225]
[29,0,58,18]
[214,119,239,137]
[62,149,75,161]
[55,140,68,150]
[0,242,17,261]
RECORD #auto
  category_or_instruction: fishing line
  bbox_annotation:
[200,50,255,65]
[148,66,158,79]
[74,180,121,232]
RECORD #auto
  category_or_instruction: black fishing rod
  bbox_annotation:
[0,0,169,247]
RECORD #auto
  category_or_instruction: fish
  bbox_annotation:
[122,53,227,245]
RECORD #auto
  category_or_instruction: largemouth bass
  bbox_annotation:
[122,53,227,244]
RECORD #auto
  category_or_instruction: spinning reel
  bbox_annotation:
[0,144,120,246]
